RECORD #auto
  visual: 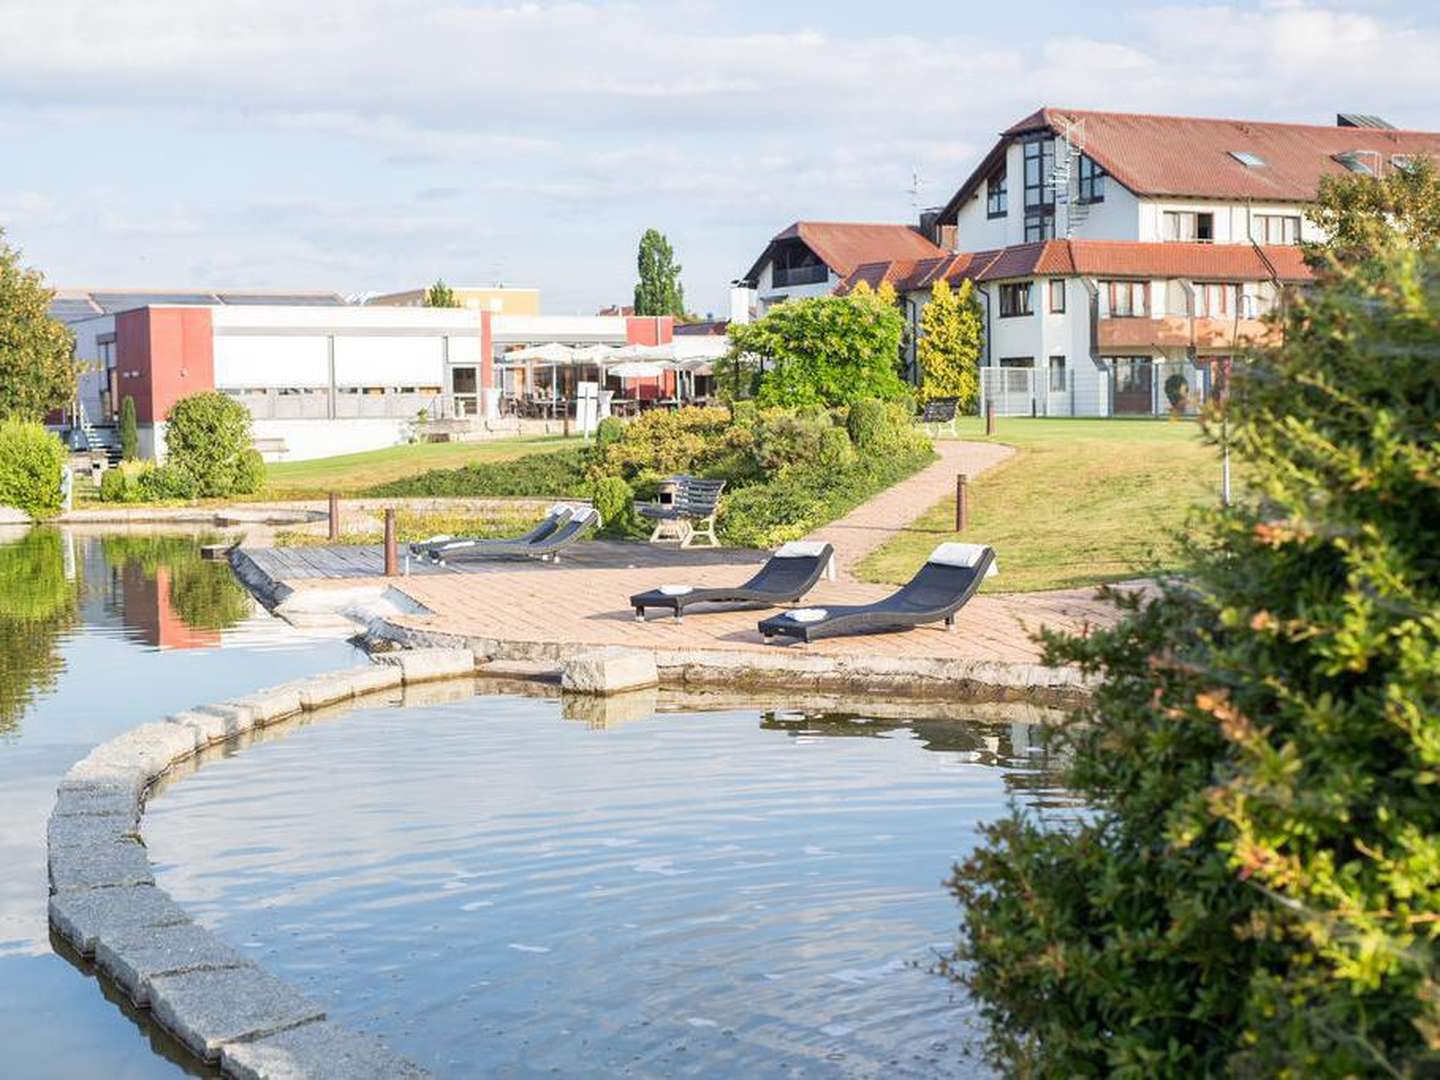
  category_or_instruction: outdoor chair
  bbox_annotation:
[635,476,725,548]
[757,542,996,644]
[413,504,584,564]
[919,397,960,438]
[629,540,835,622]
[522,506,600,562]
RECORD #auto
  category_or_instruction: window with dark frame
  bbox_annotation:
[1077,154,1105,203]
[1023,139,1056,243]
[1048,355,1067,393]
[986,165,1007,218]
[1048,279,1065,313]
[998,282,1033,317]
[1105,280,1148,317]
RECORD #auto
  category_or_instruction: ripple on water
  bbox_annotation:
[145,695,1072,1077]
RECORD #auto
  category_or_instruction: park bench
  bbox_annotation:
[918,397,960,438]
[636,475,726,548]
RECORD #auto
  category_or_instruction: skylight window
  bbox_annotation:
[1334,151,1376,175]
[1229,151,1267,167]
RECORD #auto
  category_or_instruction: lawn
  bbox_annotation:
[259,435,581,499]
[856,417,1232,593]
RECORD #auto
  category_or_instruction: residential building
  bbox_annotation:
[824,107,1440,416]
[739,221,944,314]
[367,285,541,315]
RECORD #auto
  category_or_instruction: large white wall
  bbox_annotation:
[214,334,329,389]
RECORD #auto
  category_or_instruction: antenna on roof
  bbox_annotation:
[905,167,926,212]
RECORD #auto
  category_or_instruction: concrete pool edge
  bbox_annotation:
[45,650,477,1079]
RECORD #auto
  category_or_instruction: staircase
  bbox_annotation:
[1053,119,1089,237]
[74,398,123,465]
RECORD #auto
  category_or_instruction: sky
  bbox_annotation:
[2,0,1439,317]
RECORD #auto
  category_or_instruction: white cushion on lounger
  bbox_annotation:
[927,542,999,577]
[422,534,453,544]
[774,540,827,558]
[659,585,694,596]
[786,608,828,623]
[548,503,572,517]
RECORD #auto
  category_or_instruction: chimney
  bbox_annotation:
[728,282,754,326]
[916,208,942,242]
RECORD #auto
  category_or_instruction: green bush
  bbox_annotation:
[369,447,591,498]
[845,398,889,451]
[730,400,758,428]
[948,249,1440,1075]
[600,406,731,486]
[98,466,128,503]
[233,449,265,495]
[750,409,831,476]
[589,473,636,536]
[119,395,138,461]
[164,391,254,497]
[816,425,856,471]
[0,419,67,519]
[137,464,197,501]
[593,416,624,456]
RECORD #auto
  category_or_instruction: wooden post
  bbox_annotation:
[384,509,398,577]
[985,401,996,436]
[328,492,340,541]
[955,474,969,533]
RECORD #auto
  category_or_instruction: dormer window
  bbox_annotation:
[1229,150,1267,167]
[986,165,1008,218]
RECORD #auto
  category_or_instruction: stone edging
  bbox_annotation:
[47,647,479,1079]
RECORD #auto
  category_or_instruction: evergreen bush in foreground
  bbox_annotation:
[0,419,67,519]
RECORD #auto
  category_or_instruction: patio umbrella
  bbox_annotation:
[609,343,675,361]
[607,360,669,379]
[505,342,574,363]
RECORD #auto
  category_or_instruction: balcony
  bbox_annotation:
[1097,315,1280,351]
[771,264,829,288]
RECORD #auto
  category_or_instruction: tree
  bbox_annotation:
[1308,156,1440,264]
[724,283,907,408]
[915,278,982,407]
[164,391,255,497]
[0,230,75,421]
[632,228,686,317]
[947,248,1440,1074]
[423,279,460,308]
[119,395,138,460]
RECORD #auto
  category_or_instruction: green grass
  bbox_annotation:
[856,417,1233,593]
[260,435,580,499]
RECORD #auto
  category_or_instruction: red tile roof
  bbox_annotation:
[835,240,1313,295]
[940,107,1440,221]
[744,221,943,285]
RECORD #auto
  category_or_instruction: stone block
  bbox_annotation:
[167,709,242,748]
[47,812,138,849]
[193,702,260,737]
[220,1019,430,1080]
[59,761,148,799]
[560,648,659,696]
[374,647,475,685]
[51,786,142,821]
[228,683,304,726]
[294,665,401,710]
[49,884,192,956]
[148,966,325,1063]
[95,922,253,1006]
[79,723,200,781]
[49,836,154,893]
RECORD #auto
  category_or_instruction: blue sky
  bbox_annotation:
[2,0,1438,316]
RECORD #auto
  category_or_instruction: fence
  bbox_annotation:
[978,367,1072,417]
[227,389,448,422]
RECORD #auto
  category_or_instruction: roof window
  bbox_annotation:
[1334,150,1378,175]
[1228,151,1267,167]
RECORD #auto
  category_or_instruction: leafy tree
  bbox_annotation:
[1308,156,1440,263]
[423,279,460,308]
[0,230,75,421]
[119,395,138,460]
[915,278,982,407]
[632,228,686,317]
[0,419,68,518]
[725,282,907,408]
[947,246,1440,1075]
[164,391,255,497]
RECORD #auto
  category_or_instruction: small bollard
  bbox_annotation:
[955,474,970,533]
[985,401,996,436]
[384,508,398,577]
[328,492,340,541]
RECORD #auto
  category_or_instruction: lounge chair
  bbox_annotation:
[629,540,835,622]
[636,476,726,548]
[414,504,585,564]
[757,542,996,644]
[522,506,600,562]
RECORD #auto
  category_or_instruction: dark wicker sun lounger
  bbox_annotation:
[411,505,574,563]
[629,541,835,622]
[523,506,600,562]
[757,543,996,644]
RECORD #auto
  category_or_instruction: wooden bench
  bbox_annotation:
[251,437,289,457]
[918,397,960,437]
[635,475,726,548]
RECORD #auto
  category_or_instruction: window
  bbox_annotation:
[998,282,1033,317]
[1229,150,1267,167]
[1048,355,1067,393]
[999,357,1034,368]
[986,165,1007,218]
[1250,214,1301,245]
[1048,279,1066,313]
[1077,154,1105,203]
[1195,282,1236,318]
[1105,280,1148,317]
[1023,139,1056,242]
[1163,210,1214,242]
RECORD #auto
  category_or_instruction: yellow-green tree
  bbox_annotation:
[0,230,75,421]
[916,278,982,407]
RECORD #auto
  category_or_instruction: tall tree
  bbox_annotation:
[1307,156,1440,264]
[916,278,982,407]
[423,279,460,308]
[0,230,75,421]
[633,229,686,317]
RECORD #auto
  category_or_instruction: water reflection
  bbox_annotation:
[0,529,80,736]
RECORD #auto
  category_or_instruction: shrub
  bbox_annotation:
[589,473,636,536]
[164,391,254,497]
[0,419,67,519]
[136,464,197,502]
[601,406,731,485]
[233,449,265,495]
[1163,372,1190,411]
[730,400,758,428]
[816,426,856,471]
[750,409,830,476]
[845,398,890,451]
[948,249,1440,1075]
[368,447,590,498]
[98,466,128,503]
[119,395,138,461]
[593,416,624,455]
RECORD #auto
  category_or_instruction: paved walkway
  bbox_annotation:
[808,440,1014,578]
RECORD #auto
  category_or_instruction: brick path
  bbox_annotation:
[808,440,1014,578]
